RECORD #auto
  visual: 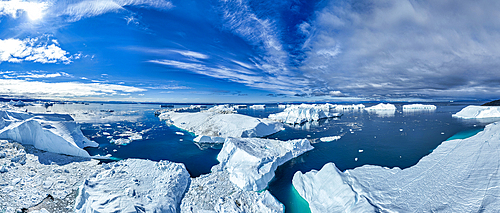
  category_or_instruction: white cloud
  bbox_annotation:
[62,0,174,22]
[172,50,209,60]
[0,0,49,20]
[0,79,146,99]
[12,71,71,78]
[0,37,72,64]
[147,85,192,90]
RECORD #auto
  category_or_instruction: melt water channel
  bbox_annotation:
[35,101,493,212]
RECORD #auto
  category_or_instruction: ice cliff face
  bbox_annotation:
[293,121,500,212]
[216,138,314,191]
[453,105,500,119]
[75,159,190,213]
[0,110,98,157]
[268,104,341,124]
[159,110,284,138]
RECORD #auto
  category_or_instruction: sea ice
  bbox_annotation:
[452,105,500,119]
[249,104,266,109]
[319,136,341,142]
[0,110,97,157]
[402,104,436,110]
[268,104,341,124]
[215,137,314,191]
[293,121,500,212]
[159,109,283,138]
[75,159,190,213]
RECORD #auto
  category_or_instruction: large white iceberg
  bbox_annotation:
[216,137,314,191]
[452,105,500,119]
[293,121,500,212]
[0,110,98,157]
[364,103,396,111]
[180,170,284,213]
[75,159,190,213]
[159,110,283,138]
[268,104,341,124]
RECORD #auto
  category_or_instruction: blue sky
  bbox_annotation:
[1,0,499,103]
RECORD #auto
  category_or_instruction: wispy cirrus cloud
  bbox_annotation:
[0,37,72,64]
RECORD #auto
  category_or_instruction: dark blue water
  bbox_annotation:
[79,102,493,212]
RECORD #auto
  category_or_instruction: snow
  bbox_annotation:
[0,140,100,213]
[193,135,226,144]
[0,110,98,157]
[402,104,436,110]
[453,105,500,119]
[181,170,284,213]
[215,137,314,191]
[268,104,341,124]
[293,121,500,212]
[364,103,396,111]
[75,159,190,213]
[159,110,284,138]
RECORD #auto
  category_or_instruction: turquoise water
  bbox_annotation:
[72,101,493,212]
[445,128,484,141]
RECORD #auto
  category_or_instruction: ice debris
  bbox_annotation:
[402,104,436,110]
[75,159,190,213]
[0,110,97,157]
[293,121,500,212]
[268,104,341,124]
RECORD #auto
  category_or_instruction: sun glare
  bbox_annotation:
[25,5,44,20]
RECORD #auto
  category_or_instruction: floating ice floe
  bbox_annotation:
[0,110,97,157]
[402,104,437,111]
[0,140,100,212]
[249,104,266,109]
[452,105,500,119]
[159,108,283,138]
[319,136,341,142]
[268,104,341,124]
[181,170,284,213]
[75,159,190,213]
[216,137,314,191]
[293,121,500,212]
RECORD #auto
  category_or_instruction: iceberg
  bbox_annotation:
[249,104,265,109]
[216,137,314,191]
[159,110,283,138]
[0,110,97,157]
[328,104,365,111]
[319,136,341,142]
[402,104,436,110]
[364,103,396,111]
[452,105,500,119]
[75,159,190,213]
[268,104,341,124]
[293,121,500,212]
[193,135,226,144]
[180,170,284,213]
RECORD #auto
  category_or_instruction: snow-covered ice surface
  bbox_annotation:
[216,138,314,191]
[159,110,284,138]
[268,104,341,124]
[180,170,284,213]
[402,104,436,110]
[0,140,100,213]
[453,105,500,119]
[0,110,98,157]
[293,121,500,212]
[75,159,190,213]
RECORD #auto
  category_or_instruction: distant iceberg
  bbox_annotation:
[249,104,266,109]
[75,159,190,212]
[453,105,500,119]
[159,107,283,138]
[402,104,436,111]
[216,137,313,191]
[293,121,500,212]
[364,103,396,111]
[0,110,97,157]
[268,104,341,124]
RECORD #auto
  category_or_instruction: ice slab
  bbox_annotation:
[159,110,283,138]
[268,104,341,124]
[319,136,341,142]
[249,105,266,109]
[180,170,284,213]
[0,110,97,157]
[293,121,500,212]
[453,105,500,119]
[216,137,314,191]
[364,103,396,111]
[75,159,190,213]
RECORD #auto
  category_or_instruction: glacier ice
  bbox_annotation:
[216,137,314,191]
[193,135,226,144]
[0,110,97,157]
[75,159,190,213]
[159,108,284,138]
[268,104,341,124]
[364,103,396,111]
[453,105,500,119]
[293,121,500,212]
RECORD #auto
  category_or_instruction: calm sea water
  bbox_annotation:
[33,101,495,212]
